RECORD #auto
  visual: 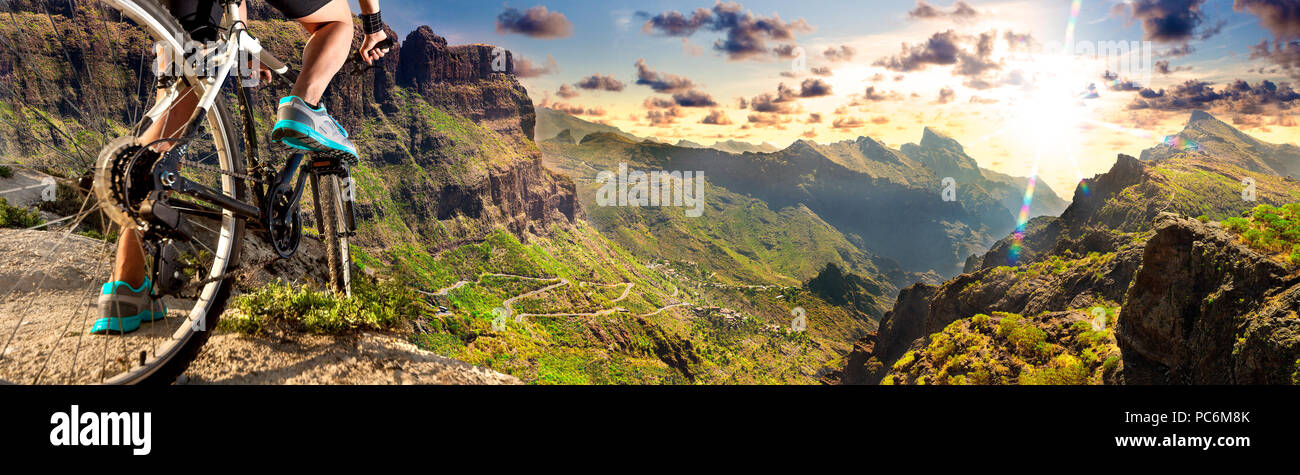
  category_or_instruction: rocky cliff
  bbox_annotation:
[1119,214,1300,384]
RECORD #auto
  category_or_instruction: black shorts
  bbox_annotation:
[165,0,332,41]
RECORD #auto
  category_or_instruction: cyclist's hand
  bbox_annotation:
[360,31,390,65]
[243,60,272,86]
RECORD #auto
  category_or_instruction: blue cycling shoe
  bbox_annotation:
[270,96,359,163]
[91,278,167,335]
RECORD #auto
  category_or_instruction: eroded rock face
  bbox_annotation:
[1118,214,1300,384]
[324,22,578,243]
[395,26,536,142]
[872,283,938,374]
[821,332,878,385]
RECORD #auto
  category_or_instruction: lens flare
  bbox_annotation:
[1007,0,1085,267]
[1065,0,1083,47]
[1008,173,1037,265]
[1162,134,1201,152]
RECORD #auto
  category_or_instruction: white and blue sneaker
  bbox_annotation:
[270,96,359,164]
[91,278,167,335]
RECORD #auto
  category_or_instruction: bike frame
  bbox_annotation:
[108,0,354,253]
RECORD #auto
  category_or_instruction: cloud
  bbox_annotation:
[701,109,734,125]
[823,45,856,62]
[870,116,891,124]
[637,1,815,61]
[811,66,833,76]
[873,29,1003,78]
[647,107,683,126]
[515,54,559,78]
[1251,39,1300,80]
[743,80,824,114]
[635,58,697,93]
[874,30,962,71]
[806,113,822,124]
[1154,60,1192,75]
[773,44,801,59]
[496,6,574,39]
[575,74,627,92]
[1119,0,1214,43]
[860,86,903,102]
[1156,43,1196,57]
[832,116,866,129]
[750,92,797,114]
[1103,71,1145,91]
[681,38,704,56]
[1235,0,1300,40]
[747,112,793,128]
[798,78,833,97]
[1128,79,1300,114]
[936,87,956,104]
[673,89,719,107]
[556,84,579,99]
[541,100,605,116]
[908,1,980,22]
[638,7,714,35]
[643,97,677,109]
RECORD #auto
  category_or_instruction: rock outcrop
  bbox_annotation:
[1118,213,1300,384]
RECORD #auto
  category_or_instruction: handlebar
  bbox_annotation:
[347,37,396,75]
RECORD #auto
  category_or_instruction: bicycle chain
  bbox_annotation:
[179,157,268,184]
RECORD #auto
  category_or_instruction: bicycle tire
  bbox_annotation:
[317,174,352,296]
[134,100,246,385]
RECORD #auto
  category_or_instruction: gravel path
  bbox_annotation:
[182,327,520,385]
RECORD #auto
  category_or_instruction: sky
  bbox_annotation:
[360,1,1300,194]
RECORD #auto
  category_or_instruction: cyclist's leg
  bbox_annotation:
[268,0,359,159]
[285,0,352,106]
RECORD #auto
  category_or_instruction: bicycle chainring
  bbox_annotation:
[266,183,302,259]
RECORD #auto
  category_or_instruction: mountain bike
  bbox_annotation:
[0,0,388,384]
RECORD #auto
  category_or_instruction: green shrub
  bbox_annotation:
[224,277,425,335]
[1227,204,1300,263]
[1020,354,1090,385]
[0,198,44,229]
[0,165,12,178]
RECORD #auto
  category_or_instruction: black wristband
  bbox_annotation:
[360,12,384,35]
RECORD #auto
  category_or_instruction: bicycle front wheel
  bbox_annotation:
[0,0,245,384]
[313,173,352,297]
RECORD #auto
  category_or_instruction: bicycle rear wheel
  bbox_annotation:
[0,0,245,384]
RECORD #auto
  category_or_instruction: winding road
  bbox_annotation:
[418,273,684,321]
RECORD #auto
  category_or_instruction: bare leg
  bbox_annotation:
[111,229,147,288]
[289,0,354,105]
